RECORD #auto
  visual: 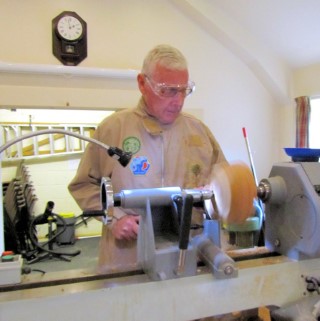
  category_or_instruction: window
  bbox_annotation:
[309,97,320,148]
[0,108,115,159]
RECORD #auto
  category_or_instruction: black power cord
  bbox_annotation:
[27,201,80,264]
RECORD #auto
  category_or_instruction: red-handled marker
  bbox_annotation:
[242,127,258,186]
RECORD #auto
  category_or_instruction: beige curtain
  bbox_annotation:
[295,96,311,148]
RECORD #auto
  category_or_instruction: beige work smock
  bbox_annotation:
[68,98,226,273]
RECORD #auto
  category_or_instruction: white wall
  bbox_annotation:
[1,0,309,238]
[293,63,320,97]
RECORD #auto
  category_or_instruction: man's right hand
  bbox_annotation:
[111,215,140,241]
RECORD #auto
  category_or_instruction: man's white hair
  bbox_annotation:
[141,44,188,76]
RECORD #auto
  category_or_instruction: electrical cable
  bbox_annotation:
[29,213,64,253]
[28,213,78,259]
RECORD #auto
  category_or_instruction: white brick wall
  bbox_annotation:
[3,157,102,239]
[1,109,115,240]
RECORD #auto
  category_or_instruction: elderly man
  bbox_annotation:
[68,44,227,273]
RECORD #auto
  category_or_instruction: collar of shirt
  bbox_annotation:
[134,97,179,135]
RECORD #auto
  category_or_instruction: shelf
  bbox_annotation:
[0,61,139,89]
[0,61,139,79]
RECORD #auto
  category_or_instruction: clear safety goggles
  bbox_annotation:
[144,75,195,98]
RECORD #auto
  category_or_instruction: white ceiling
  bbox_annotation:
[210,0,320,69]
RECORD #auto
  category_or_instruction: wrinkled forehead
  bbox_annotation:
[150,65,189,84]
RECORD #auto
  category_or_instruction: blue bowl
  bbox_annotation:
[284,148,320,162]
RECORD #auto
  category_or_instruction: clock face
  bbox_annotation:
[57,15,83,41]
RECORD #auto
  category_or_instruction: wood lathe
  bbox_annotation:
[2,159,320,320]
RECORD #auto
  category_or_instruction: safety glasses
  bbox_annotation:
[144,75,195,98]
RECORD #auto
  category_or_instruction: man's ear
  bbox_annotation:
[137,73,146,94]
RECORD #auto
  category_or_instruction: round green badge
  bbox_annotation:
[122,136,141,154]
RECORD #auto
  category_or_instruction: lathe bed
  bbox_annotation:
[1,247,317,321]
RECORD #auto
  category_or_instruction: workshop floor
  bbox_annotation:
[24,236,100,274]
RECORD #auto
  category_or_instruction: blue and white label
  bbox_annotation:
[130,156,150,175]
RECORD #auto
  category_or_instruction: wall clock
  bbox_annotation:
[52,11,87,66]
